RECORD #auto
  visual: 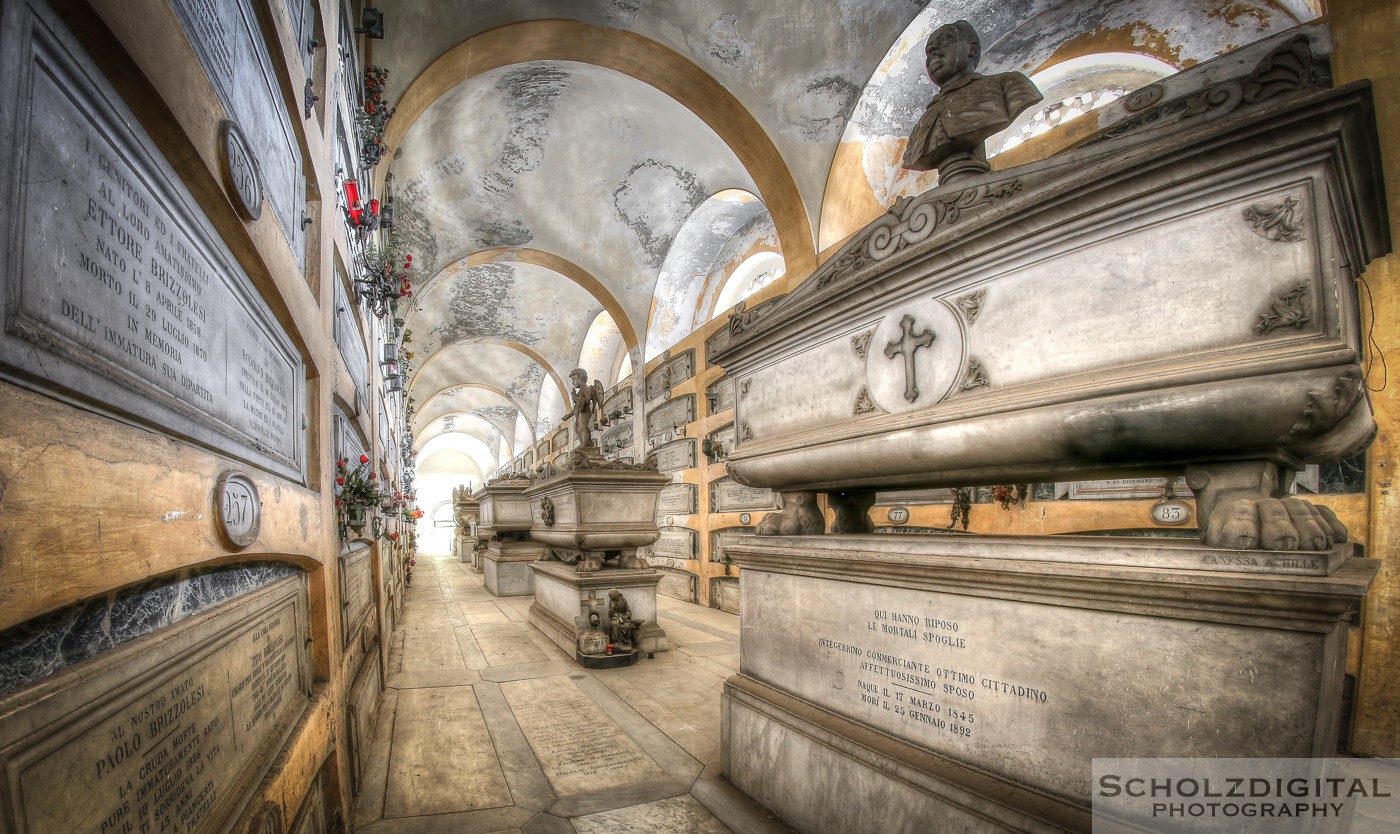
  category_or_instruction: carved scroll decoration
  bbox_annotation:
[1255,283,1310,336]
[740,423,754,442]
[816,180,1023,290]
[1243,195,1305,242]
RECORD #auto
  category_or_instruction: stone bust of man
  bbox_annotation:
[902,20,1042,183]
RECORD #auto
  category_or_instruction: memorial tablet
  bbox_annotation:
[646,394,695,440]
[654,439,696,474]
[645,349,695,399]
[654,527,698,560]
[875,488,956,505]
[340,545,373,648]
[1065,477,1188,500]
[0,3,305,479]
[656,569,698,603]
[0,574,311,834]
[603,386,632,418]
[334,279,368,403]
[710,526,754,563]
[707,376,735,414]
[170,0,306,263]
[656,483,698,518]
[346,653,382,795]
[711,476,777,513]
[711,577,740,614]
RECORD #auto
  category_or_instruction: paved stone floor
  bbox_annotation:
[353,552,795,833]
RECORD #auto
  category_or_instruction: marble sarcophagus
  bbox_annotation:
[708,33,1388,551]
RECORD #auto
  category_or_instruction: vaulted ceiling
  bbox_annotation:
[375,0,1322,478]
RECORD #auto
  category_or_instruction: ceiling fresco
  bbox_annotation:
[377,0,1321,465]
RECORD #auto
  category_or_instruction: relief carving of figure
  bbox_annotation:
[608,589,641,649]
[903,20,1042,183]
[756,491,825,536]
[563,368,605,450]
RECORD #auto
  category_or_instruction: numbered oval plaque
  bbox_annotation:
[216,470,262,548]
[887,507,910,524]
[220,120,263,222]
[1150,499,1192,527]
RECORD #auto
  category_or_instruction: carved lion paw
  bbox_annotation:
[576,557,604,573]
[1205,496,1347,551]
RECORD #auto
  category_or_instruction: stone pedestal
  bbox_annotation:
[720,533,1376,833]
[456,533,477,565]
[483,536,546,596]
[528,560,667,657]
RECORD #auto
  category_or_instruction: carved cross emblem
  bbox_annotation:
[883,314,936,402]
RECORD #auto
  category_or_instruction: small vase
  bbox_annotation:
[346,503,368,534]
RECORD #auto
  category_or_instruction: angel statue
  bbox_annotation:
[564,368,605,450]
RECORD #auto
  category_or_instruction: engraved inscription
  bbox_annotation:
[502,677,663,795]
[341,547,373,647]
[817,606,1048,747]
[653,528,698,559]
[654,439,696,474]
[6,582,307,834]
[646,395,695,440]
[711,477,778,513]
[8,34,301,475]
[707,377,735,413]
[656,483,698,517]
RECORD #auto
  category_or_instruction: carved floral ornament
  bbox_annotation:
[1244,195,1306,242]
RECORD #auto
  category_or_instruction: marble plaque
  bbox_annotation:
[654,527,698,560]
[170,0,305,263]
[333,412,367,472]
[646,555,692,571]
[707,376,735,414]
[282,0,315,78]
[657,569,698,603]
[333,279,367,403]
[656,483,698,517]
[654,439,696,474]
[385,687,509,816]
[601,420,634,453]
[875,488,957,505]
[552,431,568,453]
[645,349,695,399]
[341,545,373,648]
[711,477,777,513]
[712,577,741,614]
[0,6,305,478]
[603,386,632,418]
[647,394,695,440]
[501,676,664,795]
[0,575,310,834]
[710,527,754,563]
[346,652,382,795]
[1064,477,1188,500]
[707,423,737,457]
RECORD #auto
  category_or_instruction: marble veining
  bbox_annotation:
[0,562,299,697]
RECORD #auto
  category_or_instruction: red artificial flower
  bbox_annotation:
[359,454,369,464]
[336,476,345,485]
[405,254,412,262]
[369,472,377,480]
[335,498,344,507]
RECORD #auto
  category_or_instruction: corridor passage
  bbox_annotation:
[353,553,794,833]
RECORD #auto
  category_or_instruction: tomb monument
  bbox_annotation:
[709,25,1386,833]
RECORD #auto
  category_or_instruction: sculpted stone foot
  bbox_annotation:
[1185,462,1347,551]
[756,491,825,536]
[617,550,648,570]
[576,556,605,573]
[828,490,876,534]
